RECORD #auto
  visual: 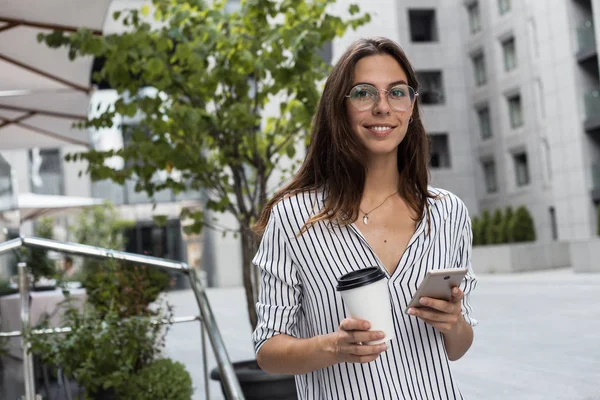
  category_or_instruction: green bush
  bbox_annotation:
[18,217,56,283]
[503,206,514,243]
[597,203,600,236]
[479,210,491,245]
[509,206,536,242]
[28,302,169,396]
[471,216,481,245]
[485,208,504,244]
[118,358,194,400]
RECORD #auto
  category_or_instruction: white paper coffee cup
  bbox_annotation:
[336,267,395,345]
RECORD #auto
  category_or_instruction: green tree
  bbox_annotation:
[509,206,536,242]
[39,0,369,329]
[503,206,514,243]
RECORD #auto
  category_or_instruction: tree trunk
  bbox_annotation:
[240,222,259,332]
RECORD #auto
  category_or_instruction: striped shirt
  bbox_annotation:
[253,187,478,400]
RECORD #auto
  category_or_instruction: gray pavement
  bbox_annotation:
[164,268,600,400]
[2,268,598,399]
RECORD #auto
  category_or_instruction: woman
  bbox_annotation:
[252,37,477,400]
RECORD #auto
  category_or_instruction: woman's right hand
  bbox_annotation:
[330,318,388,364]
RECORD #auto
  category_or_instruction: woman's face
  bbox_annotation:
[346,54,414,159]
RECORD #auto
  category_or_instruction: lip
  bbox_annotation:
[364,124,397,137]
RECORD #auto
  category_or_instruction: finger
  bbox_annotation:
[419,297,458,314]
[347,330,386,344]
[340,318,371,331]
[408,307,457,323]
[450,287,464,303]
[349,353,382,364]
[418,318,453,334]
[345,343,388,357]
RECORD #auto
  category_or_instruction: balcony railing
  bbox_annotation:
[576,20,597,58]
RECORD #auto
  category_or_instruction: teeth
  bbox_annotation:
[369,126,393,131]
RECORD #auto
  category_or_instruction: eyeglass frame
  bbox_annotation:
[344,83,419,112]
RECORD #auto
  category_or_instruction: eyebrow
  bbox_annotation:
[353,80,409,87]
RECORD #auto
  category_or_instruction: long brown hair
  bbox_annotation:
[254,37,434,236]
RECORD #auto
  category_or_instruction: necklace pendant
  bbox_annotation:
[363,215,369,225]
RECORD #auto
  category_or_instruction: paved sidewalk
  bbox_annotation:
[164,268,600,400]
[3,268,599,399]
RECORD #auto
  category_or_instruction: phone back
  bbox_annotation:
[407,268,467,309]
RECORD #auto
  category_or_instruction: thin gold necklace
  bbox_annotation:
[359,190,398,225]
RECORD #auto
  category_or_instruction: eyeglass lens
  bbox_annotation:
[348,84,415,111]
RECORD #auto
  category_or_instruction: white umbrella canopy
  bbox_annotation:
[13,192,105,222]
[0,0,114,150]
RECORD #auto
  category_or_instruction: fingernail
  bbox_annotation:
[420,298,428,305]
[453,288,459,294]
[408,308,416,315]
[377,332,385,339]
[381,344,388,351]
[363,322,370,330]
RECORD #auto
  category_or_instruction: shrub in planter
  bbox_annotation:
[17,217,56,285]
[471,216,481,246]
[478,210,490,245]
[485,208,504,244]
[509,206,536,242]
[118,358,193,400]
[596,203,600,236]
[27,300,170,398]
[503,206,514,243]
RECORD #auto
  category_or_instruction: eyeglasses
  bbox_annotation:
[345,84,418,112]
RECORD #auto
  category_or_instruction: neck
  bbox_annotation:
[362,154,400,202]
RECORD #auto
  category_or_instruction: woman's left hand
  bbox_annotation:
[407,287,464,334]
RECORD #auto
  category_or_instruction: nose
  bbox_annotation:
[373,89,391,114]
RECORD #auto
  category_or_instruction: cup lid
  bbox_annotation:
[336,267,386,291]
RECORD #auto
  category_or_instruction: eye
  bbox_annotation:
[350,86,376,100]
[389,86,408,98]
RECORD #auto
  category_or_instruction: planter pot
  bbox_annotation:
[472,242,571,273]
[571,239,600,273]
[210,359,297,400]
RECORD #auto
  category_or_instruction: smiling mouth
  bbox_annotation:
[364,125,397,135]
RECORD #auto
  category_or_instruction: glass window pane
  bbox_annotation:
[468,3,481,34]
[508,95,523,128]
[478,107,492,139]
[503,38,517,71]
[483,160,497,193]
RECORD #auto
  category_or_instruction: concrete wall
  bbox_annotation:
[472,241,572,273]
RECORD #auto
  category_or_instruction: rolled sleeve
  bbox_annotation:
[252,209,302,355]
[457,218,478,327]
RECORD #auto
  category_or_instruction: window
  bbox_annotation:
[29,148,64,195]
[502,37,517,71]
[467,2,481,34]
[429,133,451,168]
[409,9,438,42]
[513,152,530,186]
[416,71,444,105]
[498,0,511,15]
[482,160,498,193]
[477,106,492,139]
[508,94,523,128]
[472,52,486,86]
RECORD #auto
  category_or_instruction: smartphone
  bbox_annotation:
[405,268,468,313]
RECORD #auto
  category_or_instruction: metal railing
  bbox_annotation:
[0,236,245,400]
